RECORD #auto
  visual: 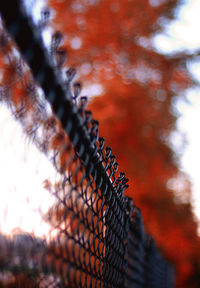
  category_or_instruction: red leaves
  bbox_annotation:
[45,1,200,286]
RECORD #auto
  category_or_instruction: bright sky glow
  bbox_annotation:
[154,0,200,224]
[0,105,57,238]
[153,0,200,53]
[70,37,82,50]
[176,91,200,219]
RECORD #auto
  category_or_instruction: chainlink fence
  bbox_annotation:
[0,1,174,287]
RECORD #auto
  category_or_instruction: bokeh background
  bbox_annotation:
[1,0,200,287]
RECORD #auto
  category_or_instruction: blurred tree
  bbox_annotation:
[0,0,200,286]
[46,0,200,287]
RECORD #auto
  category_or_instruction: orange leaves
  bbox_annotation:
[0,0,199,286]
[10,80,31,109]
[171,68,193,90]
[43,1,200,286]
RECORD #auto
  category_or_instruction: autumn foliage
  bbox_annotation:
[46,0,200,287]
[0,0,200,287]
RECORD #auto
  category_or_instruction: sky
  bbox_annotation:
[0,105,57,238]
[153,0,200,222]
[0,0,200,237]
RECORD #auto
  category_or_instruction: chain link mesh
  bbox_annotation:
[0,1,174,287]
